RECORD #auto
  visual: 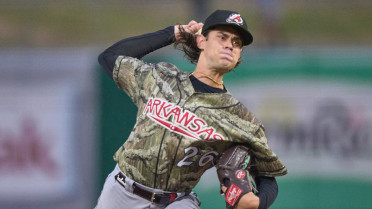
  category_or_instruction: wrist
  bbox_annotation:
[237,192,259,209]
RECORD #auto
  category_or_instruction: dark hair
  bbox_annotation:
[173,25,203,64]
[173,25,241,69]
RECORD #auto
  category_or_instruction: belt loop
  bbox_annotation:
[150,193,156,203]
[114,173,126,188]
[115,172,135,193]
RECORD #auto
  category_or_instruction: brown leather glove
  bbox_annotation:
[216,145,254,209]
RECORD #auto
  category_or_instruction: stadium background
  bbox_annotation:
[1,0,372,208]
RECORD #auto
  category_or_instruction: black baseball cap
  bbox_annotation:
[201,10,253,46]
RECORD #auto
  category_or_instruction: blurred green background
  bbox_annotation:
[1,0,372,209]
[1,0,372,47]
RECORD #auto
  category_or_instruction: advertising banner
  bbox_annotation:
[0,49,98,209]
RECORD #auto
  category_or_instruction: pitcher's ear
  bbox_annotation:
[196,34,206,50]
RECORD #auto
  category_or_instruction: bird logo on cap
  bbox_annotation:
[226,13,243,26]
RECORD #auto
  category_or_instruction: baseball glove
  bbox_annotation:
[216,145,255,209]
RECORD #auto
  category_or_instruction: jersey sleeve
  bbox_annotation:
[112,56,154,105]
[112,56,183,107]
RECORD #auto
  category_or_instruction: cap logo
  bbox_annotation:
[226,13,243,26]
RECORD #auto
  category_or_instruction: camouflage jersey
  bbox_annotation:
[112,55,288,192]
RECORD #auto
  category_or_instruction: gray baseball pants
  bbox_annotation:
[95,164,201,209]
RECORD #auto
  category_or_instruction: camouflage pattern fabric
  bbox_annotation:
[112,55,287,192]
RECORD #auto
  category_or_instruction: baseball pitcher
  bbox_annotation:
[95,10,287,209]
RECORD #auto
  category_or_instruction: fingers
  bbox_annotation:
[174,20,204,41]
[221,186,227,193]
[187,20,198,27]
[186,20,204,34]
[220,185,227,196]
[179,20,203,32]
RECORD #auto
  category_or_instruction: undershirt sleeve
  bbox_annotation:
[256,176,279,209]
[98,26,175,78]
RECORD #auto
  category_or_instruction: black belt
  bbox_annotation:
[114,172,185,205]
